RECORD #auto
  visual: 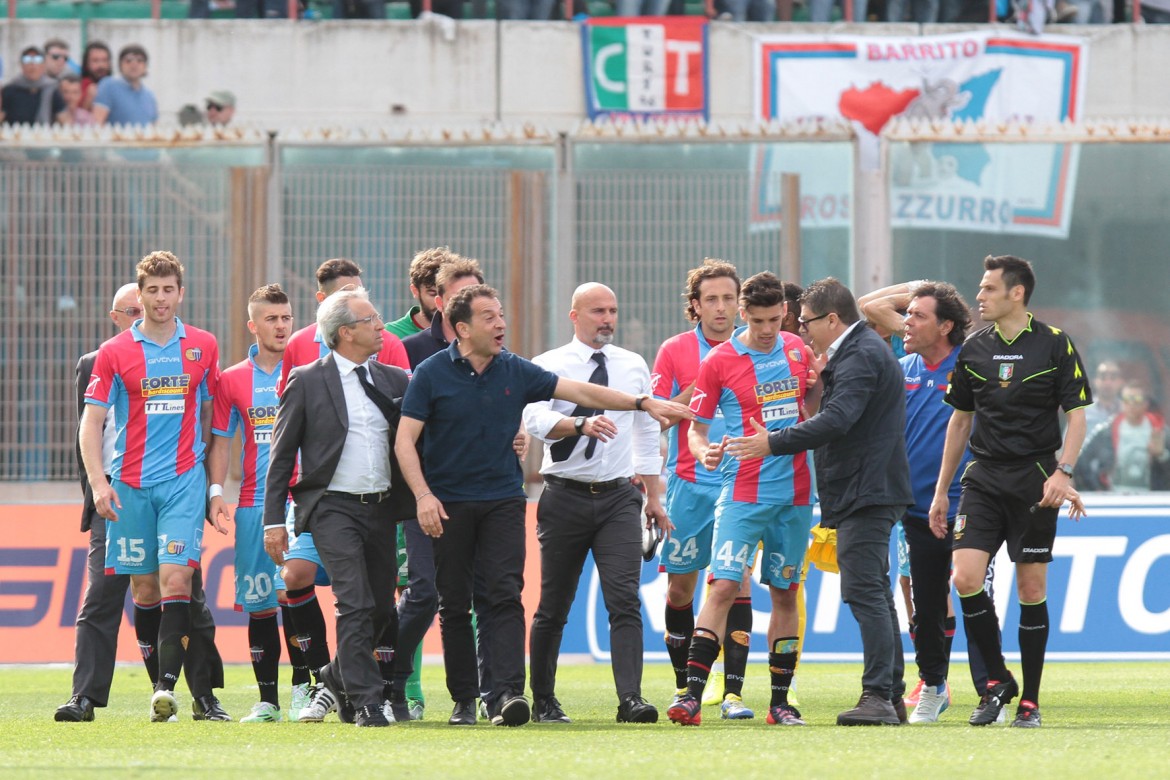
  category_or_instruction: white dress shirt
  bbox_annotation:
[523,338,663,482]
[826,320,863,361]
[327,353,391,494]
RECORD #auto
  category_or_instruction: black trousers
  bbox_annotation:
[433,497,526,706]
[72,509,222,705]
[903,514,953,686]
[529,480,644,701]
[311,494,397,709]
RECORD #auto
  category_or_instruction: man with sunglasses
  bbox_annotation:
[1,45,65,125]
[92,44,157,126]
[204,90,235,126]
[44,39,75,79]
[56,283,225,722]
[726,277,914,726]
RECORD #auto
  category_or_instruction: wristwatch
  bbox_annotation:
[634,393,649,411]
[1057,463,1075,478]
[574,416,586,434]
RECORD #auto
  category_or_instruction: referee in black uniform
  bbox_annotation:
[929,255,1089,729]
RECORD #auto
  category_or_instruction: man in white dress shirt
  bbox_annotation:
[523,282,668,725]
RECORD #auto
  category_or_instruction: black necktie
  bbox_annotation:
[354,364,400,424]
[549,351,608,463]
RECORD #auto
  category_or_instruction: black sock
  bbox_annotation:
[943,614,957,665]
[769,637,799,707]
[1018,600,1049,706]
[285,586,330,679]
[664,600,694,690]
[376,615,398,701]
[280,603,311,687]
[723,598,752,698]
[157,596,191,692]
[134,600,162,686]
[959,588,1008,686]
[685,632,720,700]
[249,613,282,706]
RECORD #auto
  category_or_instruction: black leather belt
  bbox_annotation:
[544,474,630,495]
[323,489,391,504]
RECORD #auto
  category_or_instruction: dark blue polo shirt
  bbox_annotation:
[402,341,559,502]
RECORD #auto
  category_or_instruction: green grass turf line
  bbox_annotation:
[3,662,1168,778]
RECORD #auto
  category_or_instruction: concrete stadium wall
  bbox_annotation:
[4,20,1170,128]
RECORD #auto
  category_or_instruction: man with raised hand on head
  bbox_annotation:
[80,251,227,723]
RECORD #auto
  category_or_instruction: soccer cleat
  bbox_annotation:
[288,682,311,720]
[908,681,950,724]
[668,688,688,709]
[55,694,96,723]
[297,683,337,722]
[904,678,925,709]
[354,704,391,727]
[720,693,755,720]
[318,664,355,724]
[1010,700,1042,728]
[407,698,425,721]
[701,671,724,706]
[240,702,282,723]
[969,675,1019,726]
[766,704,806,726]
[380,700,398,724]
[192,695,231,722]
[150,689,177,723]
[667,693,702,726]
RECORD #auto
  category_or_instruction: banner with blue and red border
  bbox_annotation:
[582,17,709,121]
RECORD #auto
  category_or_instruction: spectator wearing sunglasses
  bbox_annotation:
[1,45,65,125]
[93,44,158,127]
[1077,382,1170,492]
[44,38,77,79]
[205,90,235,126]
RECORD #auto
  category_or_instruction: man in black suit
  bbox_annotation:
[263,288,411,728]
[56,283,225,722]
[727,277,913,726]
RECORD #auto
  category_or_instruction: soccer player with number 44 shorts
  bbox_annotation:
[651,259,758,720]
[80,251,226,723]
[667,272,817,728]
[207,285,298,723]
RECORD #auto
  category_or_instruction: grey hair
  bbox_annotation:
[317,287,369,349]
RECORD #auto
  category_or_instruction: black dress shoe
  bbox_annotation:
[533,695,571,724]
[55,694,96,722]
[492,694,530,727]
[191,695,231,722]
[318,663,356,724]
[449,699,477,726]
[354,704,391,727]
[617,694,658,723]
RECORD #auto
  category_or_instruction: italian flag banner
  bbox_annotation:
[582,17,708,121]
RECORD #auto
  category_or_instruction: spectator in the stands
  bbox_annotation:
[616,0,670,12]
[809,0,868,20]
[80,41,113,112]
[58,73,95,126]
[1076,381,1170,492]
[190,0,292,17]
[334,0,387,17]
[205,91,235,126]
[1,46,65,126]
[497,0,555,17]
[44,39,75,80]
[1085,360,1125,434]
[410,0,463,18]
[93,44,158,127]
[1140,0,1170,22]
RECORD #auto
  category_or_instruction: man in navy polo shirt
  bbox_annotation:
[395,284,692,728]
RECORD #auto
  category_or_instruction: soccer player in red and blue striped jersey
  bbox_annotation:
[207,284,297,723]
[81,251,225,723]
[667,272,816,728]
[651,259,757,719]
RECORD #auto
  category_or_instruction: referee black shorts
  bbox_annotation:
[952,457,1058,564]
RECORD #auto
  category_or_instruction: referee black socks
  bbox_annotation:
[959,588,1009,684]
[1018,599,1049,706]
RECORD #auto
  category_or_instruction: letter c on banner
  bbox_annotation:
[595,43,626,95]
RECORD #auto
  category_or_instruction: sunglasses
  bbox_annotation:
[49,52,67,60]
[22,54,45,64]
[113,306,144,318]
[1121,394,1145,403]
[206,103,225,111]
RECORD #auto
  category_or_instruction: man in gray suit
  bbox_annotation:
[263,288,411,728]
[56,283,225,722]
[727,277,913,726]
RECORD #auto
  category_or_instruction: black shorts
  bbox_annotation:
[952,457,1058,564]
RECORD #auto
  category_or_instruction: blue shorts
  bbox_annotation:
[104,468,205,575]
[710,501,813,588]
[233,505,285,612]
[659,477,719,574]
[283,501,331,587]
[896,520,910,578]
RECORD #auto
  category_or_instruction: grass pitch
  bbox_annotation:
[3,661,1167,779]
